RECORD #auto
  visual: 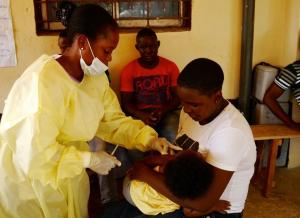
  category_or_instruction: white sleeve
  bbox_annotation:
[206,128,250,171]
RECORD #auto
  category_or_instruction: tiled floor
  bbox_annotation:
[244,167,300,218]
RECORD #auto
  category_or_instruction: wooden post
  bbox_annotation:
[252,140,264,185]
[263,139,282,197]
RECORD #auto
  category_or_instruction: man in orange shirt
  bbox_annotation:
[120,28,181,144]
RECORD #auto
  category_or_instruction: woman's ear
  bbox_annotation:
[76,34,88,50]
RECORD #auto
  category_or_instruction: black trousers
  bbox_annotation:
[203,211,243,218]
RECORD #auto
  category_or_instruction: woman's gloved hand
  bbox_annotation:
[82,151,121,175]
[149,137,182,154]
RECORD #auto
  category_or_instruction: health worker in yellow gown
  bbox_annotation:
[0,4,180,218]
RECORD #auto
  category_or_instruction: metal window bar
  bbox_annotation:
[33,0,191,34]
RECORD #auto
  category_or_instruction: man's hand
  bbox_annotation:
[139,111,160,127]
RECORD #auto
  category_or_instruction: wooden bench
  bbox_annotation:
[250,124,300,197]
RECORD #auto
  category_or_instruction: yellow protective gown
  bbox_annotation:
[0,55,157,218]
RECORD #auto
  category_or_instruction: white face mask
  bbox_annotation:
[79,39,108,76]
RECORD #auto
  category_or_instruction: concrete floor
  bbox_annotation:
[244,167,300,218]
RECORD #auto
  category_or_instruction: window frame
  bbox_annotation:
[33,0,191,35]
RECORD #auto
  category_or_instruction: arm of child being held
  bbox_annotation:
[142,154,175,167]
[127,159,165,183]
[127,154,174,179]
[183,200,231,217]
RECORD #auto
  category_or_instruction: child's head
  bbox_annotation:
[163,150,213,199]
[177,58,225,125]
[135,27,160,67]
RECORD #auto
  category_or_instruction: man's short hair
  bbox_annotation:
[136,27,157,41]
[178,58,224,95]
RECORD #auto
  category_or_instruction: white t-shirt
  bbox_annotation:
[176,103,256,213]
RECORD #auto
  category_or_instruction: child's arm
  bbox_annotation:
[127,160,165,186]
[127,154,174,177]
[142,154,174,167]
[183,200,230,217]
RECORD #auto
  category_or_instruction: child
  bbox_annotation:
[123,150,228,216]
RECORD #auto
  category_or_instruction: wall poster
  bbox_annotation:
[0,0,17,67]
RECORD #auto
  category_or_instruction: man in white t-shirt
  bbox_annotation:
[130,58,256,217]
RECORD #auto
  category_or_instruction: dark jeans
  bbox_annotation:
[139,108,180,143]
[156,109,180,143]
[99,199,184,218]
[206,211,243,218]
[98,199,243,218]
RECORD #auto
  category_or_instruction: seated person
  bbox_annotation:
[120,27,181,143]
[263,59,300,131]
[123,150,220,216]
[130,58,256,218]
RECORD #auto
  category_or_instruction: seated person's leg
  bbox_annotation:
[156,109,180,143]
[99,199,143,218]
[98,167,118,204]
[127,148,147,164]
[151,210,185,218]
[208,211,243,218]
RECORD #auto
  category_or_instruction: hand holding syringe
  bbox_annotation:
[111,144,119,155]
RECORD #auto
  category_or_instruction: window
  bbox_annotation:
[33,0,191,35]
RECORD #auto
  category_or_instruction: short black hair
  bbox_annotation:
[136,27,157,41]
[178,58,224,95]
[66,4,118,43]
[164,150,213,199]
